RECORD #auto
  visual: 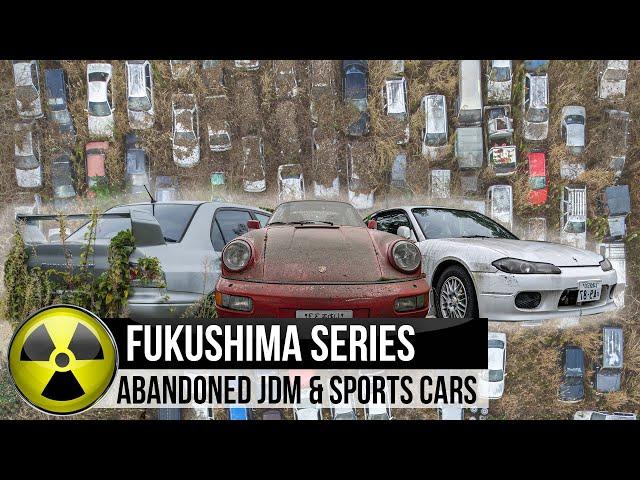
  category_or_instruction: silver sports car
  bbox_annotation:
[367,206,620,321]
[18,201,271,319]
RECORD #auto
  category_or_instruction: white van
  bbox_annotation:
[457,60,483,126]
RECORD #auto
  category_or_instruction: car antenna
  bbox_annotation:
[144,185,156,204]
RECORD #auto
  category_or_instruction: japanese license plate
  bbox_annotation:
[577,280,602,303]
[295,310,353,319]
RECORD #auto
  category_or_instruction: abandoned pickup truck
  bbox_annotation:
[17,201,271,319]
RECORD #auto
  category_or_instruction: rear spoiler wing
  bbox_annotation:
[15,209,166,247]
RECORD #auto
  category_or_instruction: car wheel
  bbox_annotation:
[156,408,182,420]
[434,265,478,319]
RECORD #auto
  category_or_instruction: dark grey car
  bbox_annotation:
[559,345,585,402]
[44,68,75,137]
[51,150,76,207]
[343,60,369,136]
[125,133,150,196]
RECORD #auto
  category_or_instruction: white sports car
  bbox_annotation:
[367,206,620,321]
[479,332,506,399]
[87,63,115,138]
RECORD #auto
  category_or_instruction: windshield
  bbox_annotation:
[565,114,584,125]
[412,208,517,240]
[210,133,230,146]
[175,131,196,143]
[564,221,586,234]
[128,95,151,112]
[491,67,511,82]
[89,101,111,117]
[425,132,447,146]
[269,201,364,227]
[345,71,366,99]
[529,176,546,189]
[527,107,548,123]
[489,370,503,382]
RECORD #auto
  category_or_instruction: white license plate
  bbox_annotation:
[295,310,353,319]
[577,280,602,303]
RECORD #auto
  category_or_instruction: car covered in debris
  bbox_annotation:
[12,60,43,119]
[275,100,301,159]
[347,141,375,209]
[421,94,448,158]
[430,169,451,199]
[311,127,340,199]
[595,326,623,393]
[561,186,587,249]
[204,95,232,152]
[171,94,200,167]
[574,410,636,420]
[486,60,512,104]
[559,345,585,403]
[604,185,630,239]
[605,109,630,180]
[85,141,108,190]
[170,60,196,79]
[598,60,628,100]
[126,60,154,129]
[561,106,586,155]
[342,60,369,136]
[309,60,336,124]
[560,159,586,181]
[382,77,409,144]
[14,121,42,188]
[487,184,513,230]
[523,73,549,141]
[202,60,225,91]
[367,204,618,321]
[241,135,266,193]
[485,105,516,176]
[455,126,484,170]
[528,152,548,205]
[273,60,298,98]
[234,60,260,71]
[215,200,429,318]
[44,68,75,136]
[51,149,76,207]
[87,63,115,138]
[124,133,150,196]
[390,153,409,193]
[479,332,506,399]
[18,200,271,320]
[277,164,305,202]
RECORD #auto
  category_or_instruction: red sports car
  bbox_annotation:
[527,151,548,205]
[215,200,429,318]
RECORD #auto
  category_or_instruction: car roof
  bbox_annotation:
[13,61,33,86]
[44,69,65,95]
[565,346,584,367]
[425,94,446,132]
[385,78,407,114]
[492,60,511,69]
[113,200,271,214]
[127,61,148,97]
[528,74,548,107]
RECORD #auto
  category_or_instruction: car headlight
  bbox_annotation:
[600,258,613,272]
[492,258,561,274]
[390,240,421,273]
[222,240,252,271]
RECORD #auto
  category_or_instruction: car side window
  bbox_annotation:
[212,209,253,251]
[153,204,199,242]
[254,212,271,227]
[373,210,412,236]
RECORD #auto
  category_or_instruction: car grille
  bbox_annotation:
[515,292,542,309]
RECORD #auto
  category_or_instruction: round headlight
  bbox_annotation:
[391,241,421,273]
[222,240,252,271]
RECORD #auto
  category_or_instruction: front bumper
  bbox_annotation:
[215,277,430,318]
[473,266,619,321]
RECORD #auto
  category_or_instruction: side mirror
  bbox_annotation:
[367,219,377,230]
[397,226,411,239]
[247,219,261,230]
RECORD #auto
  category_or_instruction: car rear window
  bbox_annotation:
[153,204,199,242]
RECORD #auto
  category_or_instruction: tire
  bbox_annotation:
[156,408,182,420]
[434,265,478,319]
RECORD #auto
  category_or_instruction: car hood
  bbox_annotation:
[440,238,602,267]
[173,143,200,167]
[488,81,511,101]
[230,226,416,284]
[524,121,548,141]
[128,109,154,129]
[88,114,114,137]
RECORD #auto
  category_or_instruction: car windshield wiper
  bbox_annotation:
[271,220,335,226]
[460,234,491,238]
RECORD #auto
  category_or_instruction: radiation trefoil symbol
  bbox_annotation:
[8,305,118,415]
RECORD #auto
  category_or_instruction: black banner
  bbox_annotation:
[104,317,487,369]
